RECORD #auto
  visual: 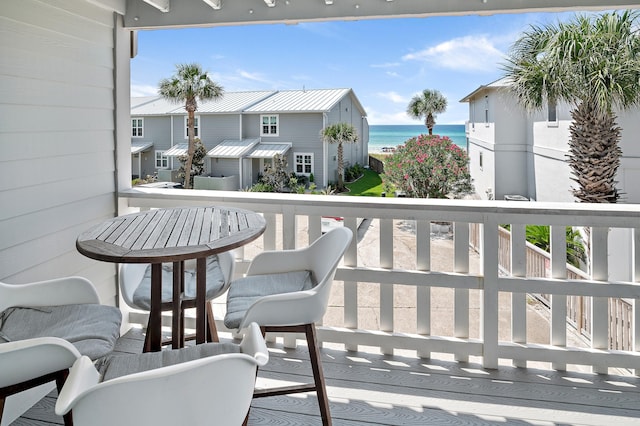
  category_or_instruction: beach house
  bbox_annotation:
[461,78,640,204]
[131,88,369,190]
[5,1,640,425]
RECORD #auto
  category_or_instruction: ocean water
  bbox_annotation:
[369,124,466,153]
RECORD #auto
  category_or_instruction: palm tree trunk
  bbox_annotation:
[337,142,344,191]
[184,110,196,189]
[426,113,435,135]
[568,101,621,203]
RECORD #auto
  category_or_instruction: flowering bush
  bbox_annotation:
[383,134,473,198]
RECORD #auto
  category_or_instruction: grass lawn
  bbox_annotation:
[343,169,387,197]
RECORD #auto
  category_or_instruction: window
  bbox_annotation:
[294,153,313,175]
[184,116,200,138]
[155,150,168,169]
[547,101,557,123]
[261,114,279,136]
[131,118,143,137]
[484,96,489,125]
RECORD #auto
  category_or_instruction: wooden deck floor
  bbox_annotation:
[14,329,640,426]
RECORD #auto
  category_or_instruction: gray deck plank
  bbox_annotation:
[14,329,640,425]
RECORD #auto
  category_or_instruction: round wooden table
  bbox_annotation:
[77,206,266,351]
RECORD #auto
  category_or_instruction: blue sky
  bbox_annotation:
[131,11,579,125]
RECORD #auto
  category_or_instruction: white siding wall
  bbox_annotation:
[0,0,127,422]
[0,0,119,302]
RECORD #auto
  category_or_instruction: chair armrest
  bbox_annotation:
[246,248,311,276]
[0,337,82,388]
[1,276,100,310]
[239,290,325,329]
[239,322,269,367]
[55,356,101,416]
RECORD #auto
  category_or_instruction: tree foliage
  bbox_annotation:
[502,11,640,203]
[320,122,359,191]
[406,89,448,135]
[177,138,206,182]
[158,63,223,189]
[383,135,473,199]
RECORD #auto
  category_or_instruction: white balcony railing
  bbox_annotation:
[120,188,640,373]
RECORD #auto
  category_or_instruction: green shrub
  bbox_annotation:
[383,135,473,199]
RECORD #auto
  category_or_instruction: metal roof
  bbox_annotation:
[244,88,354,113]
[131,96,182,115]
[131,140,153,154]
[130,88,366,116]
[459,77,512,103]
[207,139,259,158]
[164,143,189,157]
[246,143,292,159]
[197,91,275,113]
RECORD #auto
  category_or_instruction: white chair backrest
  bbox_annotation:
[118,251,235,310]
[56,323,267,426]
[0,277,99,312]
[239,227,353,329]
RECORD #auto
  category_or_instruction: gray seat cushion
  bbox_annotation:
[224,270,314,329]
[132,255,226,310]
[96,342,240,382]
[0,304,122,360]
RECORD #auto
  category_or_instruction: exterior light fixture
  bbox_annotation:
[264,0,276,7]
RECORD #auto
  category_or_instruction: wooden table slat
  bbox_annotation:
[210,208,221,241]
[177,208,198,247]
[104,216,136,244]
[125,210,160,250]
[189,207,205,246]
[156,209,184,249]
[141,209,172,250]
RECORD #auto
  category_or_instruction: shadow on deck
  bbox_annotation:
[15,328,640,425]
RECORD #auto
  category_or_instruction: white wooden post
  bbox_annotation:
[510,224,527,368]
[263,212,276,251]
[417,219,431,359]
[282,207,298,348]
[633,228,640,376]
[551,225,567,371]
[380,218,394,355]
[454,221,469,362]
[343,216,359,352]
[482,221,499,369]
[591,227,609,374]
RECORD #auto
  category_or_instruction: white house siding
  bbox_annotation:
[138,115,172,176]
[0,1,127,422]
[200,114,241,146]
[211,157,240,178]
[0,0,119,300]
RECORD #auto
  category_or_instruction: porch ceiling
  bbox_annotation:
[124,0,640,29]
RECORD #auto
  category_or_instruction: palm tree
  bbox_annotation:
[502,11,640,203]
[159,63,223,189]
[406,89,448,135]
[321,122,359,191]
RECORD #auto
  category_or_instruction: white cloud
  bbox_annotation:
[238,70,270,83]
[365,107,415,125]
[385,71,400,78]
[371,62,401,68]
[402,35,505,72]
[376,91,407,104]
[130,83,158,97]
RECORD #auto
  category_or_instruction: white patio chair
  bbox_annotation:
[224,227,353,426]
[119,251,235,349]
[55,322,268,426]
[0,277,121,426]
